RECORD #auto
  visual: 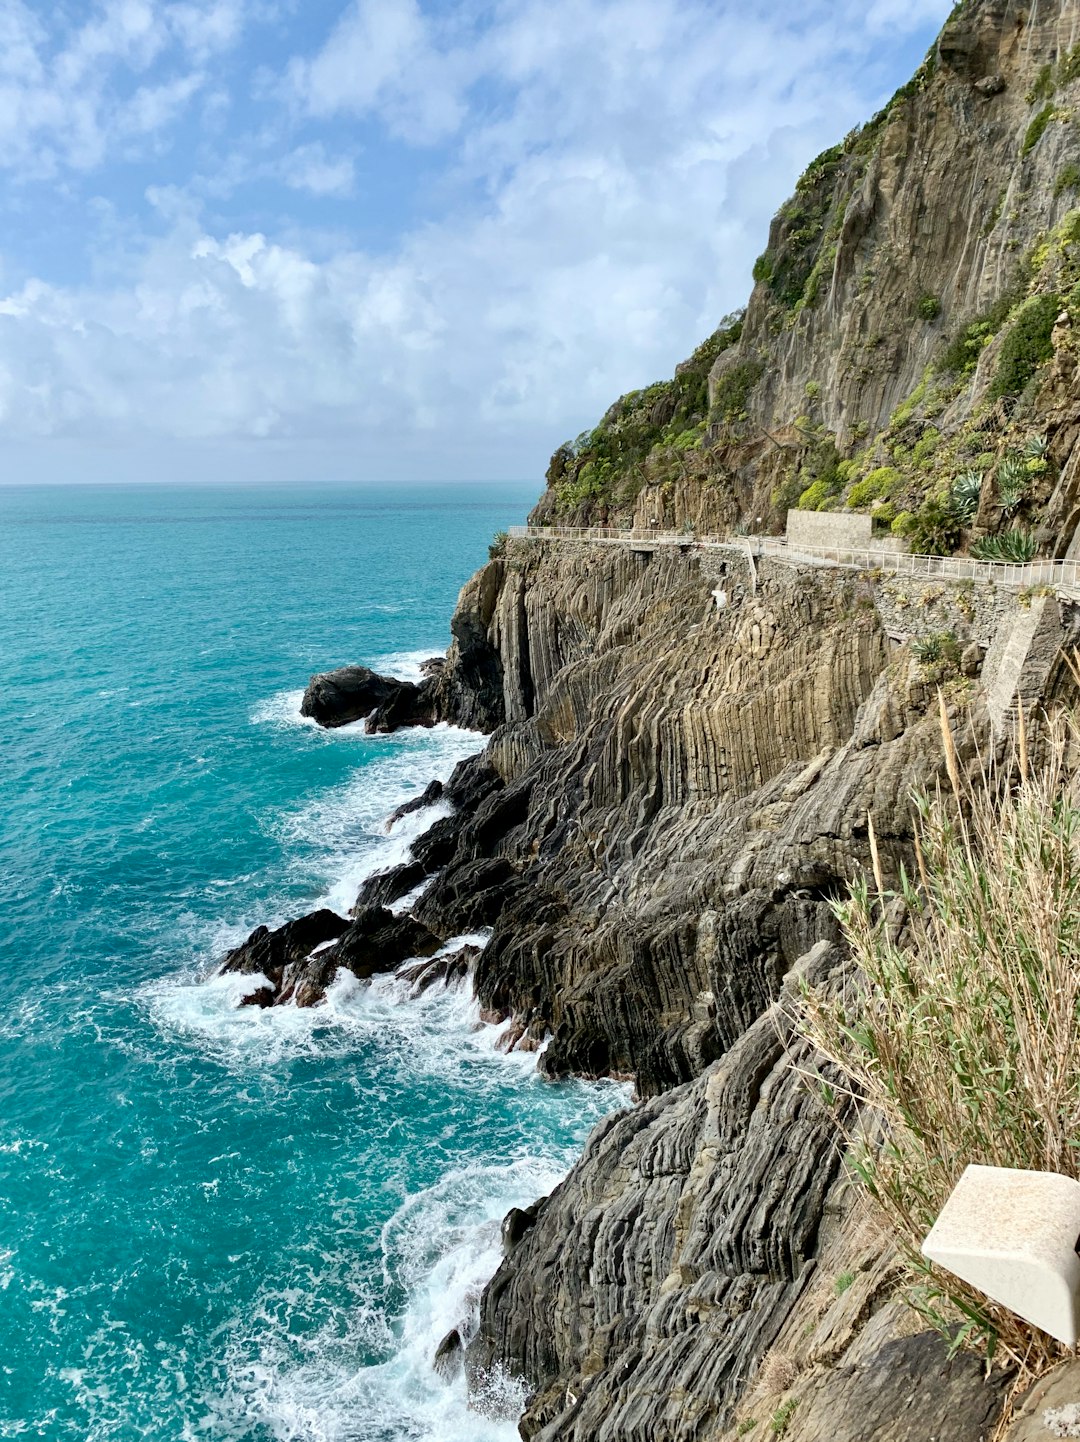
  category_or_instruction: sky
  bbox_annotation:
[0,0,955,485]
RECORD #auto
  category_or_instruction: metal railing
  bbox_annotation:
[506,526,1080,592]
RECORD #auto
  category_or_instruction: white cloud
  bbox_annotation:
[279,142,355,197]
[0,0,249,177]
[286,0,470,144]
[0,0,955,480]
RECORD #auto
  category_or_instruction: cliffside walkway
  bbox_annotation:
[506,526,1080,595]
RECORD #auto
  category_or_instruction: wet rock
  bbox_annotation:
[353,860,428,912]
[284,907,442,1007]
[397,944,480,996]
[300,665,432,730]
[433,1328,464,1382]
[220,909,350,1002]
[501,1204,540,1256]
[387,779,444,828]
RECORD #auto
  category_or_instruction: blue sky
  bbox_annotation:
[0,0,953,484]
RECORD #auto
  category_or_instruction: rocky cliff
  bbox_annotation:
[226,2,1080,1436]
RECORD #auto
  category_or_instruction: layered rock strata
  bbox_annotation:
[219,2,1080,1434]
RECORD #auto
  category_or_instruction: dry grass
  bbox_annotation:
[797,693,1080,1374]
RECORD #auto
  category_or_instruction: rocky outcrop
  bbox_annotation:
[220,905,441,1006]
[300,662,442,731]
[219,5,1080,1439]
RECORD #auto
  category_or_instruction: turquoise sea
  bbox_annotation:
[0,483,625,1441]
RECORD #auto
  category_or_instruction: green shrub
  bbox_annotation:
[897,498,962,555]
[798,707,1080,1370]
[1061,41,1080,85]
[971,527,1038,562]
[912,427,942,468]
[711,360,764,426]
[938,295,1014,376]
[948,470,983,522]
[1022,103,1056,157]
[771,1399,798,1436]
[917,293,941,321]
[990,293,1060,400]
[1054,163,1080,199]
[891,509,916,536]
[488,530,508,560]
[797,478,835,510]
[834,1271,856,1296]
[1026,62,1055,105]
[847,466,900,509]
[912,630,961,668]
[996,455,1029,513]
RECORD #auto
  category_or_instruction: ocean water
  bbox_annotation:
[0,483,627,1442]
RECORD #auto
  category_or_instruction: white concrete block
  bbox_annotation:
[922,1165,1080,1345]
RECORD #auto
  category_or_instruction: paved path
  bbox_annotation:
[507,525,1080,594]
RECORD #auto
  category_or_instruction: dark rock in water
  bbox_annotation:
[387,779,444,828]
[419,656,446,678]
[398,944,480,996]
[353,859,428,913]
[285,907,442,1007]
[300,665,413,728]
[501,1203,540,1256]
[300,664,448,733]
[433,1328,464,1382]
[411,814,467,872]
[220,909,350,1004]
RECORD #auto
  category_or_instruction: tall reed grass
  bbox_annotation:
[798,694,1080,1372]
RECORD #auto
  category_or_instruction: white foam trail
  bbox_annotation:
[276,723,482,916]
[372,649,446,684]
[250,688,319,729]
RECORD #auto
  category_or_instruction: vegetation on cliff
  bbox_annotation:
[535,5,1080,563]
[800,698,1080,1374]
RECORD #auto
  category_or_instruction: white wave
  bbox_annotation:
[371,649,446,684]
[250,689,322,730]
[277,723,482,915]
[204,1155,560,1442]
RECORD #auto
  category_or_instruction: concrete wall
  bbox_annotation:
[786,510,872,549]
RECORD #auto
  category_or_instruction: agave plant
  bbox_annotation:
[1022,433,1049,460]
[948,470,983,523]
[971,526,1038,563]
[996,455,1028,515]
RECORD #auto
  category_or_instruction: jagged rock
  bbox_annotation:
[466,947,850,1440]
[300,664,433,730]
[220,909,350,1003]
[353,859,428,912]
[771,1332,1009,1442]
[387,779,444,828]
[281,907,442,1007]
[433,1328,464,1382]
[502,1203,540,1256]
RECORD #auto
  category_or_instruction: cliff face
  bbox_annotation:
[535,0,1080,555]
[425,2,1080,1434]
[226,1,1080,1434]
